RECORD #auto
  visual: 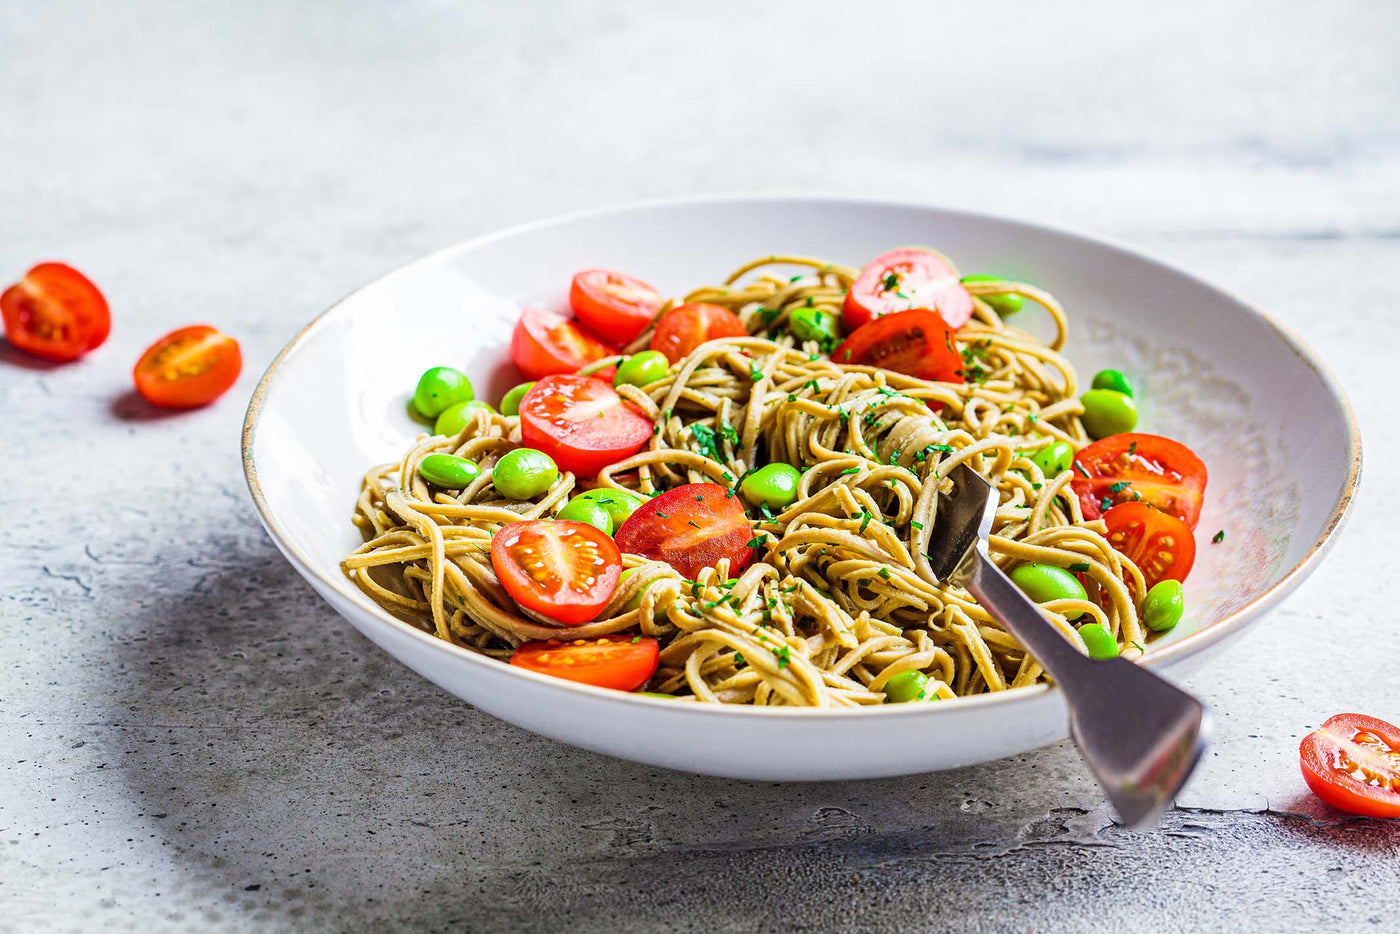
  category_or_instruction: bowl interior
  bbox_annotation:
[246,197,1356,695]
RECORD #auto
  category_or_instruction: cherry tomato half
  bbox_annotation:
[614,483,753,579]
[831,308,965,383]
[510,308,614,381]
[843,247,973,333]
[1300,713,1400,818]
[519,374,654,477]
[511,634,660,691]
[491,520,622,626]
[0,262,111,362]
[1101,501,1196,589]
[649,302,747,364]
[1071,433,1207,527]
[133,325,242,408]
[570,269,663,345]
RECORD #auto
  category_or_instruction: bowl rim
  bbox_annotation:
[241,193,1363,721]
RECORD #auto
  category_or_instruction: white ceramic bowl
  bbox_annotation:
[242,196,1360,780]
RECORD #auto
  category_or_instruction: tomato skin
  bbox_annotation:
[570,269,663,345]
[510,308,614,381]
[1101,502,1196,589]
[614,483,754,579]
[1300,714,1400,818]
[843,247,973,332]
[1072,433,1207,527]
[831,308,965,383]
[491,520,622,625]
[0,262,111,361]
[511,634,660,691]
[519,374,654,477]
[649,302,747,364]
[133,325,242,408]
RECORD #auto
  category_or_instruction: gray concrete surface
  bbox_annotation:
[3,1,1399,931]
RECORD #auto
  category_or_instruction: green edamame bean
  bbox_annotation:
[961,274,1025,316]
[619,568,673,621]
[492,448,558,500]
[499,381,535,417]
[1077,622,1120,659]
[413,366,474,418]
[417,453,481,489]
[434,400,495,437]
[884,670,939,703]
[1009,563,1087,605]
[1080,389,1138,439]
[789,307,839,345]
[575,488,647,528]
[1142,579,1185,632]
[1090,368,1134,398]
[739,463,803,511]
[1029,440,1074,477]
[557,495,613,534]
[613,351,670,389]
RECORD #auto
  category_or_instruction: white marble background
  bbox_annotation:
[2,1,1398,931]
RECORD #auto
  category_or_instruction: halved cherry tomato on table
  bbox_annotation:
[133,325,242,408]
[510,308,614,381]
[1100,502,1195,589]
[614,482,753,579]
[519,374,654,477]
[842,247,974,333]
[1,262,111,361]
[1300,713,1400,818]
[831,308,965,383]
[511,633,660,691]
[649,302,747,364]
[1071,433,1207,527]
[570,269,664,345]
[490,520,622,625]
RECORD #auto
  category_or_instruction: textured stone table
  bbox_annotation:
[3,2,1399,931]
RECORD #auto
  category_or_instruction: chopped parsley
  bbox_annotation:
[774,645,791,669]
[733,653,745,667]
[878,567,891,580]
[806,379,821,394]
[631,636,641,644]
[858,509,873,534]
[1068,562,1090,573]
[882,272,899,292]
[1212,529,1226,544]
[840,467,861,475]
[1099,497,1112,512]
[910,521,923,530]
[687,519,701,529]
[750,364,764,382]
[690,424,721,460]
[1073,462,1090,478]
[1108,481,1131,493]
[1128,441,1138,455]
[655,510,670,519]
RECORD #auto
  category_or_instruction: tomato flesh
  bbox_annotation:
[570,269,663,345]
[511,634,660,691]
[518,374,654,477]
[649,302,747,364]
[491,520,622,626]
[1072,433,1207,527]
[843,247,973,332]
[1,262,111,361]
[1300,713,1400,818]
[510,308,614,381]
[133,325,242,408]
[1101,502,1196,589]
[832,308,965,383]
[614,483,754,579]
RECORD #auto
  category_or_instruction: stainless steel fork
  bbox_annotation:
[923,462,1210,828]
